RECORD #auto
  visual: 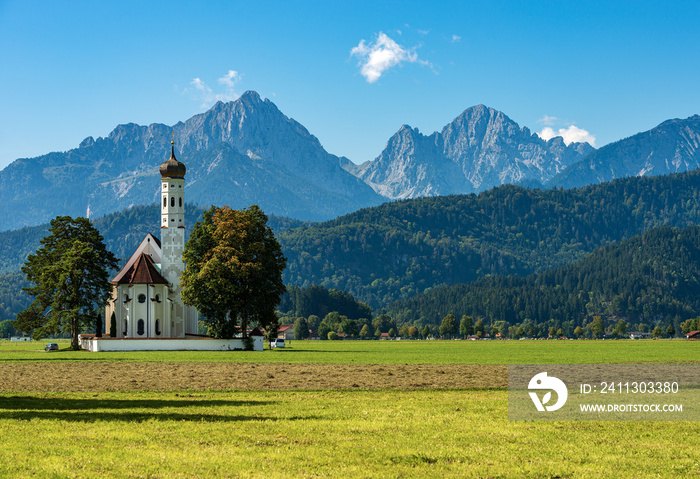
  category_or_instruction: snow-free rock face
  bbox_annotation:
[548,115,700,189]
[0,91,384,231]
[354,105,595,199]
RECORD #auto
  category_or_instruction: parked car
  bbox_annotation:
[271,338,285,348]
[45,343,59,352]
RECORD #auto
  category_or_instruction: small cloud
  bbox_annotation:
[538,115,558,127]
[538,125,596,147]
[451,34,461,43]
[218,70,240,88]
[418,29,430,36]
[350,32,431,83]
[184,70,242,108]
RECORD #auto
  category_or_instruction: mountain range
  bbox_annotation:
[1,90,700,232]
[346,105,594,199]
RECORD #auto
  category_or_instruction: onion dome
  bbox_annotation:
[159,141,186,179]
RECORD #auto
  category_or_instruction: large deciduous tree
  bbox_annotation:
[16,216,118,350]
[181,205,286,339]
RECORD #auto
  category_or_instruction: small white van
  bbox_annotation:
[271,338,285,348]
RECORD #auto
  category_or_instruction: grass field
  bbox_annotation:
[1,339,698,478]
[2,338,697,364]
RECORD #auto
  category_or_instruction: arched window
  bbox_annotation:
[179,197,182,207]
[155,319,161,336]
[171,197,175,207]
[163,197,167,207]
[123,320,128,336]
[137,294,146,303]
[137,319,145,336]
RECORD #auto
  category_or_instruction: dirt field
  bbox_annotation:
[0,362,507,392]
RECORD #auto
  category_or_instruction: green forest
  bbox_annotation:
[386,225,700,336]
[279,169,700,307]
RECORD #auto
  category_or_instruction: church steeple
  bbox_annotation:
[159,136,192,336]
[160,138,187,179]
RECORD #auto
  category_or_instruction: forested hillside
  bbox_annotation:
[386,225,700,335]
[279,169,700,307]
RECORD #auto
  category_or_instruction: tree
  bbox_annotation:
[613,319,628,338]
[0,320,15,338]
[388,327,396,338]
[328,331,339,340]
[439,314,459,338]
[340,317,358,338]
[590,316,605,338]
[421,324,431,339]
[318,322,332,340]
[574,326,584,338]
[666,323,676,337]
[408,326,418,338]
[109,312,117,338]
[181,205,286,339]
[359,324,371,339]
[652,326,663,338]
[293,317,310,340]
[16,216,118,350]
[474,319,485,337]
[459,315,474,338]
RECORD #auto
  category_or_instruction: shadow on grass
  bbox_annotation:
[0,396,309,423]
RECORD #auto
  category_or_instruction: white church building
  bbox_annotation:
[81,141,262,351]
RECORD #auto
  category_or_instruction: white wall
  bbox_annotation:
[82,336,263,352]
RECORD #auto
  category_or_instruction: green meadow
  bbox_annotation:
[1,339,698,478]
[1,338,697,364]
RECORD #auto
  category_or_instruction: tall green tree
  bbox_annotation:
[0,319,15,338]
[459,315,474,337]
[15,216,118,350]
[293,316,310,340]
[181,205,287,339]
[439,314,459,338]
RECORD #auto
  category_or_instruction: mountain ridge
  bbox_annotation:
[0,91,384,231]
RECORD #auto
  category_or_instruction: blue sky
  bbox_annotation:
[1,0,699,170]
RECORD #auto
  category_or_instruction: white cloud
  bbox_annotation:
[538,125,596,147]
[218,70,240,88]
[537,115,558,127]
[186,70,242,108]
[451,34,461,43]
[350,32,430,83]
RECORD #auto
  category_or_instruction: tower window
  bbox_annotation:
[155,319,161,336]
[137,319,145,336]
[171,197,175,207]
[163,197,167,207]
[137,294,146,303]
[179,197,182,207]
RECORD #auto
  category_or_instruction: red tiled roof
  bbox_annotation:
[111,253,169,285]
[278,324,293,332]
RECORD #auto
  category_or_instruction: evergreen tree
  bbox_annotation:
[16,216,118,350]
[293,316,310,340]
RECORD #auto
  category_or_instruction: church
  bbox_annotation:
[104,140,199,338]
[81,141,263,351]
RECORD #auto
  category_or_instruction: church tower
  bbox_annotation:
[159,139,193,336]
